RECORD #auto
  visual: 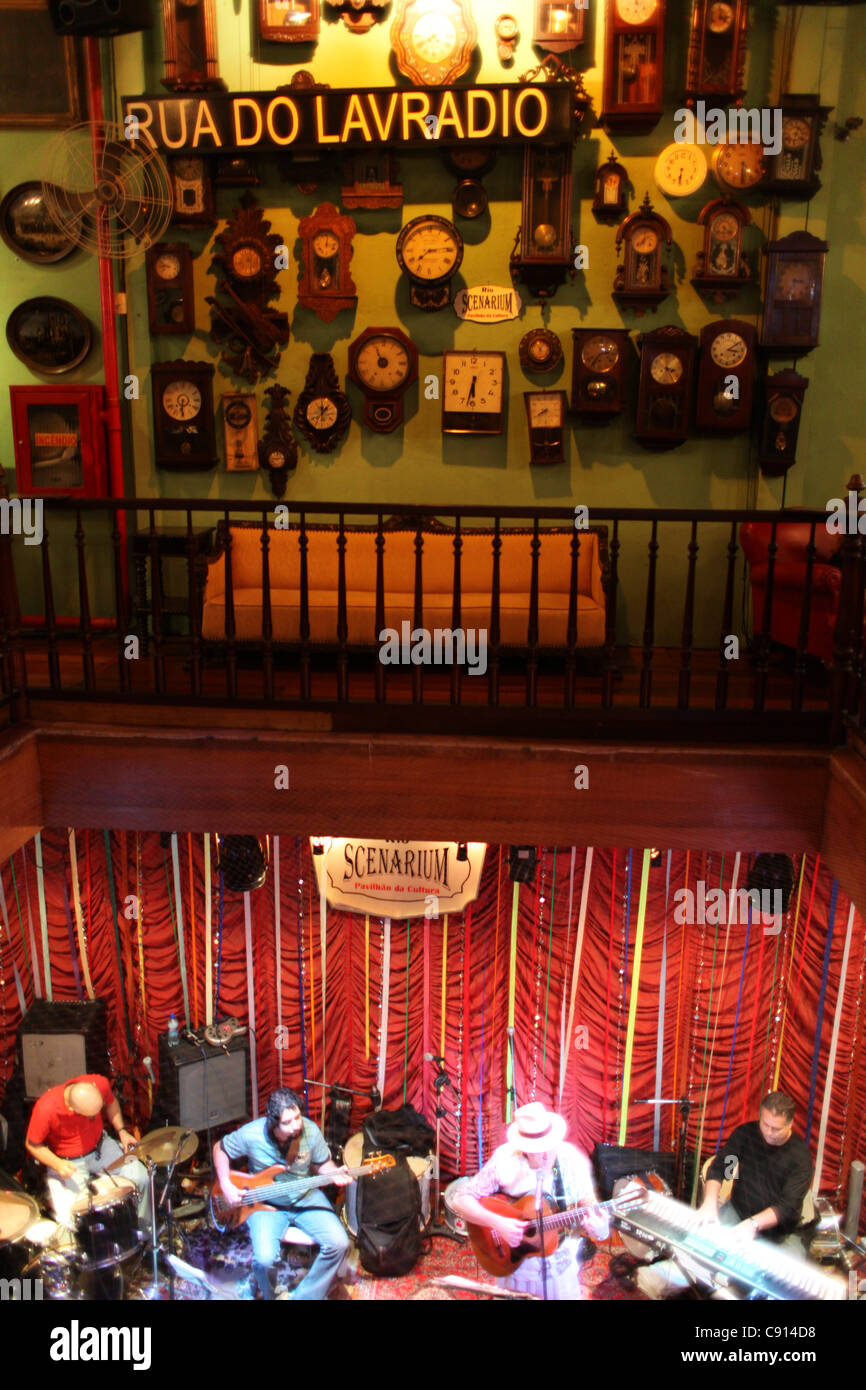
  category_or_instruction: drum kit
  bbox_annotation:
[0,1125,199,1301]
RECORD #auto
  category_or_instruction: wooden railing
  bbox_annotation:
[1,494,864,744]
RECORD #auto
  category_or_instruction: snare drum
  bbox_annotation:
[0,1189,40,1281]
[72,1178,140,1269]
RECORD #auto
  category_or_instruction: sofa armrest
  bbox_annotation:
[747,561,841,598]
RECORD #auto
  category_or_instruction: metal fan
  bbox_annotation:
[40,121,172,259]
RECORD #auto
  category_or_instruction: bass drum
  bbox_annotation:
[341,1132,432,1236]
[612,1170,672,1261]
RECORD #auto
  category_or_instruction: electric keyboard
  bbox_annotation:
[615,1186,846,1300]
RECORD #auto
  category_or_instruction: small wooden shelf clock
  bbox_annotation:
[691,198,751,300]
[258,0,320,44]
[613,194,672,314]
[348,327,419,433]
[695,318,757,433]
[150,360,217,471]
[297,203,357,322]
[146,243,195,335]
[533,0,584,51]
[442,350,506,435]
[525,390,568,465]
[222,393,258,471]
[602,0,667,133]
[570,328,631,422]
[763,94,833,200]
[635,325,698,448]
[761,231,828,355]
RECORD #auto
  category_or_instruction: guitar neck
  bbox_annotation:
[231,1162,373,1207]
[537,1195,619,1234]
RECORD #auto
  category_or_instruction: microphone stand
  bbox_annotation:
[535,1169,549,1302]
[429,1062,462,1242]
[160,1129,192,1301]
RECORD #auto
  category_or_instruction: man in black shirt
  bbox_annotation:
[636,1092,813,1299]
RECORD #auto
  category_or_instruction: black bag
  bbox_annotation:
[360,1103,434,1158]
[355,1120,425,1277]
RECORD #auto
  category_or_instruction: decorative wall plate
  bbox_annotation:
[6,297,92,374]
[0,182,76,264]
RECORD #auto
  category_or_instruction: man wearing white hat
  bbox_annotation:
[451,1102,609,1299]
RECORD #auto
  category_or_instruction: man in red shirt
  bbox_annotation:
[26,1074,150,1231]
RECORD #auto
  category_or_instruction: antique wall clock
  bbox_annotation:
[161,0,225,91]
[685,0,749,107]
[695,318,756,432]
[258,0,320,44]
[758,370,808,476]
[326,0,388,33]
[601,0,667,132]
[442,350,506,435]
[151,360,217,471]
[259,384,298,498]
[169,156,215,226]
[390,0,477,86]
[222,392,258,471]
[396,214,463,311]
[691,198,751,300]
[297,203,357,322]
[570,328,631,421]
[208,195,290,382]
[761,231,828,354]
[341,154,403,210]
[348,327,419,433]
[443,148,497,181]
[519,328,563,375]
[613,194,672,314]
[593,153,629,222]
[453,180,487,220]
[533,0,584,51]
[294,353,352,453]
[524,391,567,465]
[511,146,574,303]
[494,13,519,62]
[654,142,707,198]
[635,326,698,448]
[711,140,764,194]
[146,243,195,336]
[763,95,832,200]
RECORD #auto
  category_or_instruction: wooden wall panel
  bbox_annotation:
[0,727,42,861]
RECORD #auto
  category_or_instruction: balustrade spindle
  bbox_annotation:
[111,511,129,696]
[489,518,501,708]
[715,522,738,712]
[527,520,540,707]
[639,521,659,710]
[260,513,273,702]
[754,520,778,714]
[76,510,95,693]
[602,520,620,709]
[223,512,237,700]
[337,513,349,702]
[451,516,463,707]
[41,522,60,692]
[186,509,202,699]
[677,521,699,711]
[148,509,166,696]
[791,521,818,713]
[565,528,580,708]
[299,513,311,701]
[413,523,424,706]
[375,515,386,704]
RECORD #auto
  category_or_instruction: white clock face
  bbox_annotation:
[355,336,411,392]
[306,396,339,430]
[581,335,619,372]
[155,252,181,280]
[616,0,657,22]
[527,393,562,428]
[650,352,683,385]
[398,219,461,281]
[710,331,747,368]
[162,380,202,420]
[444,352,503,411]
[411,10,457,60]
[654,143,707,197]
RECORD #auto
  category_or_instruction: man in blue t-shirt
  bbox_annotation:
[213,1088,352,1300]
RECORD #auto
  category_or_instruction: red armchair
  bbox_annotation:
[739,521,843,663]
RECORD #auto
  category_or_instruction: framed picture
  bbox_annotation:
[0,182,77,263]
[6,297,92,374]
[258,0,319,43]
[0,1,84,128]
[10,384,106,496]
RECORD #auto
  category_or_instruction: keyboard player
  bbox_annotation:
[636,1092,813,1299]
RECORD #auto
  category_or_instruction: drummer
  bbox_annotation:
[25,1074,151,1232]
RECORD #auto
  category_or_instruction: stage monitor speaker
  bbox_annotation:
[592,1142,676,1200]
[47,0,152,36]
[19,999,109,1100]
[157,1032,250,1132]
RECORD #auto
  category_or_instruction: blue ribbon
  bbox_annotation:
[806,879,838,1143]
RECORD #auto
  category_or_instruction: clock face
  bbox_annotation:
[306,396,339,430]
[782,117,811,151]
[411,10,457,60]
[225,399,252,429]
[711,212,739,243]
[632,226,659,255]
[776,261,815,303]
[581,334,620,372]
[313,232,339,258]
[713,142,765,191]
[155,252,181,281]
[355,335,412,392]
[232,245,263,279]
[527,393,563,427]
[616,0,657,22]
[397,216,462,283]
[707,1,734,32]
[769,395,798,423]
[444,351,503,411]
[447,148,490,174]
[650,351,683,385]
[654,143,707,197]
[496,14,518,38]
[710,331,747,368]
[162,380,202,421]
[268,449,286,467]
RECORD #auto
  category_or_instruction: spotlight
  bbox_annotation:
[456,842,468,862]
[746,854,796,915]
[508,845,538,884]
[216,835,268,892]
[649,848,663,867]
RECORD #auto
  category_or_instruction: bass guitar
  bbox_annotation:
[466,1189,642,1276]
[209,1154,395,1232]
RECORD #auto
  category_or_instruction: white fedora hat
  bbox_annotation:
[507,1102,567,1154]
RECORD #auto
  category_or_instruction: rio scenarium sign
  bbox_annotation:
[311,839,486,919]
[121,84,575,153]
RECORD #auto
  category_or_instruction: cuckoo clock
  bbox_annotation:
[570,328,631,422]
[635,326,698,448]
[348,327,418,433]
[758,370,808,476]
[161,0,225,91]
[761,231,828,355]
[763,94,833,200]
[259,384,298,497]
[695,318,756,432]
[613,194,672,314]
[151,360,217,471]
[691,198,751,300]
[593,152,629,223]
[207,194,290,383]
[685,0,749,107]
[510,145,574,303]
[297,203,357,322]
[602,0,666,132]
[294,353,352,453]
[258,0,319,43]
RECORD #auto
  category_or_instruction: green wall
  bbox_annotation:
[4,2,865,643]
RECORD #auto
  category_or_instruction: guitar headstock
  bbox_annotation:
[364,1152,397,1176]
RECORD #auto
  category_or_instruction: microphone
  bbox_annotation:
[142,1056,156,1085]
[424,1053,446,1066]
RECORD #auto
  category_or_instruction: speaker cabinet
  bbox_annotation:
[592,1142,676,1200]
[157,1032,250,1132]
[48,0,152,35]
[19,999,109,1100]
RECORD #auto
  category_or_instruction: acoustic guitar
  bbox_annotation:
[466,1189,642,1276]
[209,1154,395,1232]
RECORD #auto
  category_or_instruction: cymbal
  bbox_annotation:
[106,1127,199,1171]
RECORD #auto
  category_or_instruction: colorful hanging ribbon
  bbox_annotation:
[812,902,856,1193]
[103,831,134,1058]
[244,891,259,1118]
[560,847,594,1104]
[273,836,282,1086]
[0,871,26,1015]
[7,857,33,996]
[204,834,213,1027]
[440,912,448,1059]
[33,836,51,1000]
[170,833,191,1029]
[67,830,94,1000]
[806,880,838,1144]
[61,875,84,1000]
[296,843,309,1115]
[20,848,41,999]
[365,913,371,1060]
[558,848,577,1105]
[652,851,672,1150]
[505,882,519,1121]
[319,874,327,1125]
[187,834,198,1029]
[618,849,651,1146]
[376,917,391,1102]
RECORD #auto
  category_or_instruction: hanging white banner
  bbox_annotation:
[311,839,486,920]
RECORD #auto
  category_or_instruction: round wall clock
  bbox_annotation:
[519,328,563,375]
[0,183,76,264]
[654,143,707,197]
[396,213,463,311]
[390,0,477,87]
[452,179,487,220]
[712,141,765,192]
[6,297,92,375]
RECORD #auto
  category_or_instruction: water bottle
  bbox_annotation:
[167,1014,179,1048]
